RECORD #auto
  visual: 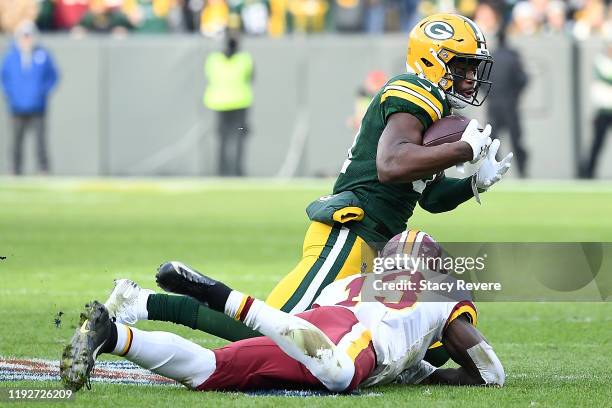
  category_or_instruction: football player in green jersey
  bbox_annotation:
[98,14,513,368]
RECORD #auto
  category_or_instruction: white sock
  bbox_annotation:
[224,290,246,319]
[136,290,151,321]
[112,323,133,356]
[112,323,216,389]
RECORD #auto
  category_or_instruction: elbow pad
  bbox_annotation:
[466,341,505,386]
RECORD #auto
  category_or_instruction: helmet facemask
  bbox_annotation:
[442,54,494,109]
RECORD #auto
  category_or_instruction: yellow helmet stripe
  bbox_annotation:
[402,229,419,256]
[391,80,444,114]
[457,15,485,43]
[455,15,486,55]
[381,89,438,122]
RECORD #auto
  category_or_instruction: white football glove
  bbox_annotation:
[473,138,513,194]
[460,119,492,163]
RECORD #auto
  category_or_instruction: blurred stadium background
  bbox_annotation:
[0,0,610,178]
[1,3,611,405]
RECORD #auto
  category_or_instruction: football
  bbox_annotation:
[422,115,472,146]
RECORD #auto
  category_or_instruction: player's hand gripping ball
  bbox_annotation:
[423,115,492,163]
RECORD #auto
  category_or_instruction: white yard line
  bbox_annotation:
[2,177,612,194]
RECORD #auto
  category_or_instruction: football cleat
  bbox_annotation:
[103,279,154,325]
[60,301,111,391]
[155,261,226,307]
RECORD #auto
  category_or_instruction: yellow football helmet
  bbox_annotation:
[406,13,493,108]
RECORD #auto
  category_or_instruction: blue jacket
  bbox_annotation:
[1,42,59,114]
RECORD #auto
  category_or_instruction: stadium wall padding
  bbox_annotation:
[0,35,608,178]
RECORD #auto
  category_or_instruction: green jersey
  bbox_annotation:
[332,72,452,243]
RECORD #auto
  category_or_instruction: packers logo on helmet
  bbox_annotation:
[424,21,454,40]
[406,13,494,109]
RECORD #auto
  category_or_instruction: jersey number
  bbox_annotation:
[340,128,361,174]
[336,271,423,310]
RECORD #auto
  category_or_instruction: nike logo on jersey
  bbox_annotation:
[416,79,432,92]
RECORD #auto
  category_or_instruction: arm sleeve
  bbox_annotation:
[418,174,475,213]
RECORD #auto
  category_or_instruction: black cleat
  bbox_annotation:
[155,261,231,311]
[60,301,111,391]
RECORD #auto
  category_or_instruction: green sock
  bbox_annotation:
[195,303,261,341]
[147,294,261,342]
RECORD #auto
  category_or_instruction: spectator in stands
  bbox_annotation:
[0,0,37,33]
[73,0,132,35]
[333,0,365,32]
[181,0,202,32]
[166,1,185,31]
[364,0,385,33]
[233,0,270,36]
[200,0,230,37]
[268,0,287,36]
[123,0,175,33]
[573,0,608,39]
[582,41,612,178]
[487,28,529,177]
[53,0,90,31]
[36,0,55,31]
[511,1,539,34]
[529,0,549,27]
[364,0,421,33]
[544,0,568,34]
[397,0,420,32]
[1,21,59,175]
[288,0,329,33]
[474,1,501,36]
[204,32,254,176]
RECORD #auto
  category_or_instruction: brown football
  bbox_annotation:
[422,115,472,147]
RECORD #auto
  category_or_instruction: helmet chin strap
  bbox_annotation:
[447,94,468,109]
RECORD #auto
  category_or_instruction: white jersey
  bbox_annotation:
[312,271,477,387]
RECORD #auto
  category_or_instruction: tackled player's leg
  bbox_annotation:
[61,274,375,392]
[135,221,375,341]
[61,301,216,391]
[154,260,376,391]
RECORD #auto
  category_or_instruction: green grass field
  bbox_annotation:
[0,178,611,407]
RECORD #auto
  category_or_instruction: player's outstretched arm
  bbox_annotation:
[376,113,485,183]
[421,316,505,387]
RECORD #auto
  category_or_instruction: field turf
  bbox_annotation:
[0,178,610,407]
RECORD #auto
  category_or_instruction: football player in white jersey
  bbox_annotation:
[61,232,504,392]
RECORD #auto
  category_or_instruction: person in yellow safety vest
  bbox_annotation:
[204,33,254,176]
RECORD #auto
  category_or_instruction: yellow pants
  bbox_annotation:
[264,221,446,358]
[265,221,375,313]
